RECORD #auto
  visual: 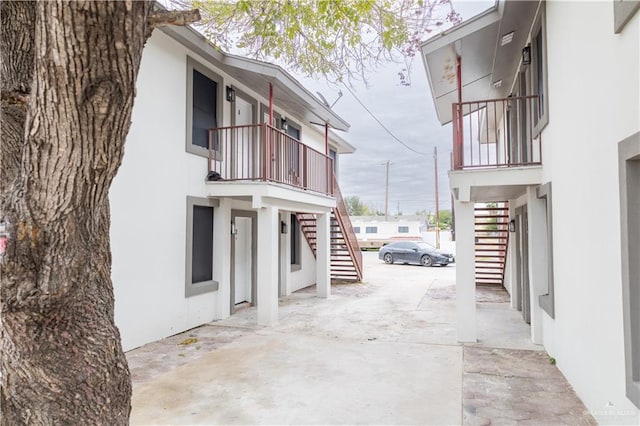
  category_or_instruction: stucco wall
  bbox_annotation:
[540,2,639,421]
[110,30,330,351]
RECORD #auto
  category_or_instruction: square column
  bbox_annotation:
[315,212,331,298]
[257,206,279,326]
[455,200,477,342]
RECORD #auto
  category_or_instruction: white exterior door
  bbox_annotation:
[234,96,253,179]
[234,217,253,304]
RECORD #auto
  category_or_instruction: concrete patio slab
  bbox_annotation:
[127,252,595,425]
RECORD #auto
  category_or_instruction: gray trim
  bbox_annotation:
[537,182,555,319]
[614,0,640,34]
[230,210,258,314]
[186,56,224,158]
[618,131,640,408]
[185,196,220,297]
[515,206,530,324]
[159,24,349,131]
[290,213,302,272]
[531,2,549,137]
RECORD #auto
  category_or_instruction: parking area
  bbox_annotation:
[127,252,595,425]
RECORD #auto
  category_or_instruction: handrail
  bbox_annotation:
[452,95,542,170]
[208,123,334,196]
[332,173,363,281]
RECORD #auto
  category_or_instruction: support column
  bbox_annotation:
[315,212,331,298]
[455,200,477,342]
[257,206,279,326]
[527,187,548,345]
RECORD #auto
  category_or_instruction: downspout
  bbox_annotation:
[325,122,331,195]
[268,83,274,180]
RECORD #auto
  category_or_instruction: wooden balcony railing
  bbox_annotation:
[452,95,542,170]
[207,124,334,196]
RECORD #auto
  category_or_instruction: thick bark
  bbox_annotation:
[1,1,153,424]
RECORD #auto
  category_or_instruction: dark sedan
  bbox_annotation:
[378,241,455,267]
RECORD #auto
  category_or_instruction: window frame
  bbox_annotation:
[398,226,410,233]
[619,132,640,408]
[353,226,361,234]
[614,0,640,33]
[531,3,549,137]
[365,226,378,234]
[185,196,219,297]
[536,182,555,319]
[186,57,224,158]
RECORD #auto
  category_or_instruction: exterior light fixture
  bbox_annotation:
[231,221,237,235]
[226,86,236,102]
[280,118,289,132]
[501,31,515,46]
[509,219,516,232]
[280,221,288,234]
[522,45,531,65]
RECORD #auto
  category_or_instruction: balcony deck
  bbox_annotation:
[206,124,334,198]
[450,95,543,202]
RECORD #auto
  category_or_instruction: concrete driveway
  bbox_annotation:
[127,252,595,425]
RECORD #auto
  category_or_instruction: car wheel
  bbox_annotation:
[383,253,393,264]
[420,255,433,267]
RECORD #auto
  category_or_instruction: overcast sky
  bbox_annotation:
[297,1,494,215]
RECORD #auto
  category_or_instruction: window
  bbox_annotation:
[329,149,338,174]
[186,58,222,157]
[290,214,301,270]
[353,226,361,234]
[185,196,219,296]
[365,226,377,234]
[537,182,555,318]
[619,132,640,408]
[531,4,549,135]
[398,226,409,233]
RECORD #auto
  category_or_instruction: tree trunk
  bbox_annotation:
[1,1,152,423]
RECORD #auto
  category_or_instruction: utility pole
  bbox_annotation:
[384,160,390,221]
[434,147,440,249]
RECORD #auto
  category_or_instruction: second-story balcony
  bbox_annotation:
[452,95,542,170]
[207,124,334,197]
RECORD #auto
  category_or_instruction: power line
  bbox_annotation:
[343,84,429,155]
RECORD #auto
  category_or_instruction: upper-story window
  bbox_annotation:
[353,226,361,234]
[365,226,377,234]
[531,4,549,135]
[398,226,409,233]
[187,58,223,157]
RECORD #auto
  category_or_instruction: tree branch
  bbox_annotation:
[148,9,201,28]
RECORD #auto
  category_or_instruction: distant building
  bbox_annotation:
[350,215,426,249]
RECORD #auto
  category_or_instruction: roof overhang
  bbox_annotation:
[420,1,539,125]
[161,25,351,132]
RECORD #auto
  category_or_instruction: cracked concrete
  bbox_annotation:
[127,252,595,425]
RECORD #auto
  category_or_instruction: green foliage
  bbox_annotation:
[344,196,375,216]
[185,0,460,84]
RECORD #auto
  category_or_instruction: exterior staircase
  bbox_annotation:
[474,203,509,286]
[297,178,363,282]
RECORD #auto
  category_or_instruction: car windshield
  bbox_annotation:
[416,242,436,250]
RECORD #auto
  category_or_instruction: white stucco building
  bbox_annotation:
[420,1,639,423]
[109,23,361,351]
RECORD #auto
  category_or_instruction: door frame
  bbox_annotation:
[515,205,531,324]
[230,87,258,179]
[230,209,257,314]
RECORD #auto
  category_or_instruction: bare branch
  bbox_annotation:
[148,9,201,28]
